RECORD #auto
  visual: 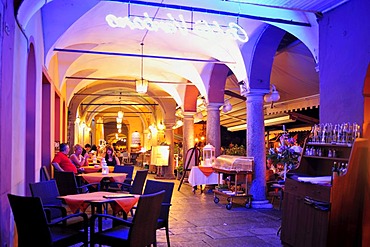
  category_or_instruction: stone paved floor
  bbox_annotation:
[154,173,283,247]
[74,169,283,247]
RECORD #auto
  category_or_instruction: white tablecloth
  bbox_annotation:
[188,166,218,186]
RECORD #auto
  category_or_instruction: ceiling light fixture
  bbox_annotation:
[117,92,124,118]
[136,42,148,94]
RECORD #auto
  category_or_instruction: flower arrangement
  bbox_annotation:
[267,130,302,179]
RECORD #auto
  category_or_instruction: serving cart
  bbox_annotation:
[212,155,254,210]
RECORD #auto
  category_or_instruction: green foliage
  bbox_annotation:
[224,144,246,156]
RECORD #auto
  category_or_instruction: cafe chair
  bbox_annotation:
[29,180,67,223]
[54,171,100,196]
[123,169,148,194]
[90,190,165,247]
[41,165,51,181]
[142,180,175,247]
[7,193,88,247]
[106,165,135,191]
[122,152,130,163]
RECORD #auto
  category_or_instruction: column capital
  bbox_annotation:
[246,88,270,97]
[207,102,223,111]
[183,112,195,118]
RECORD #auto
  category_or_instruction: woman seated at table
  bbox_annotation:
[105,145,120,166]
[70,144,89,169]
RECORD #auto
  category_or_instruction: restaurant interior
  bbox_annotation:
[0,0,369,246]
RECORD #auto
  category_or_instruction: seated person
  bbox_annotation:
[82,143,91,156]
[52,143,77,174]
[70,144,89,168]
[105,146,120,166]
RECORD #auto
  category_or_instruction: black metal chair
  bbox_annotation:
[109,169,148,194]
[29,180,67,223]
[143,180,175,247]
[7,193,88,247]
[106,165,135,191]
[54,171,100,196]
[125,169,148,194]
[90,190,165,246]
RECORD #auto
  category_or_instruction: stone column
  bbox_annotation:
[246,89,272,208]
[182,112,195,163]
[162,122,176,179]
[206,103,223,157]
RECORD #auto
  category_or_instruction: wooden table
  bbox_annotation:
[59,191,139,230]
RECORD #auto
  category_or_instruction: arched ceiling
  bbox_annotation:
[16,0,346,131]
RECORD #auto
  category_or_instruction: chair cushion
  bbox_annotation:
[94,225,130,245]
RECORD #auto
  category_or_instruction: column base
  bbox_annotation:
[251,200,273,209]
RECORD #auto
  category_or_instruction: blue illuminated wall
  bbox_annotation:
[319,0,370,124]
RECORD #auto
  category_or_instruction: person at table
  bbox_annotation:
[51,143,77,174]
[104,146,120,166]
[82,143,91,156]
[70,144,89,169]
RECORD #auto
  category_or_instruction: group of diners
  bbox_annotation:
[52,143,122,174]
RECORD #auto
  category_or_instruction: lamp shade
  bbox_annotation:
[136,79,148,94]
[117,111,124,119]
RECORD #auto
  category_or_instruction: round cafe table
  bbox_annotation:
[81,172,127,184]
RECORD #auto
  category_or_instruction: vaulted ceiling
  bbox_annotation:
[17,0,347,134]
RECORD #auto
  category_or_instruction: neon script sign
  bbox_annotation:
[106,13,249,43]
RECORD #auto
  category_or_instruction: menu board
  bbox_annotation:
[150,145,169,166]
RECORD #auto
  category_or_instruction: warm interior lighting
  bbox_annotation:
[117,111,124,119]
[157,121,165,131]
[136,78,148,94]
[227,115,294,132]
[116,117,123,123]
[117,123,122,129]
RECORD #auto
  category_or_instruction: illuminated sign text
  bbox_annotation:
[106,13,248,43]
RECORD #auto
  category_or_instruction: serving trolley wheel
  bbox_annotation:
[214,196,220,204]
[226,203,232,210]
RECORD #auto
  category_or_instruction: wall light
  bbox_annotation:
[222,100,232,113]
[264,84,280,104]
